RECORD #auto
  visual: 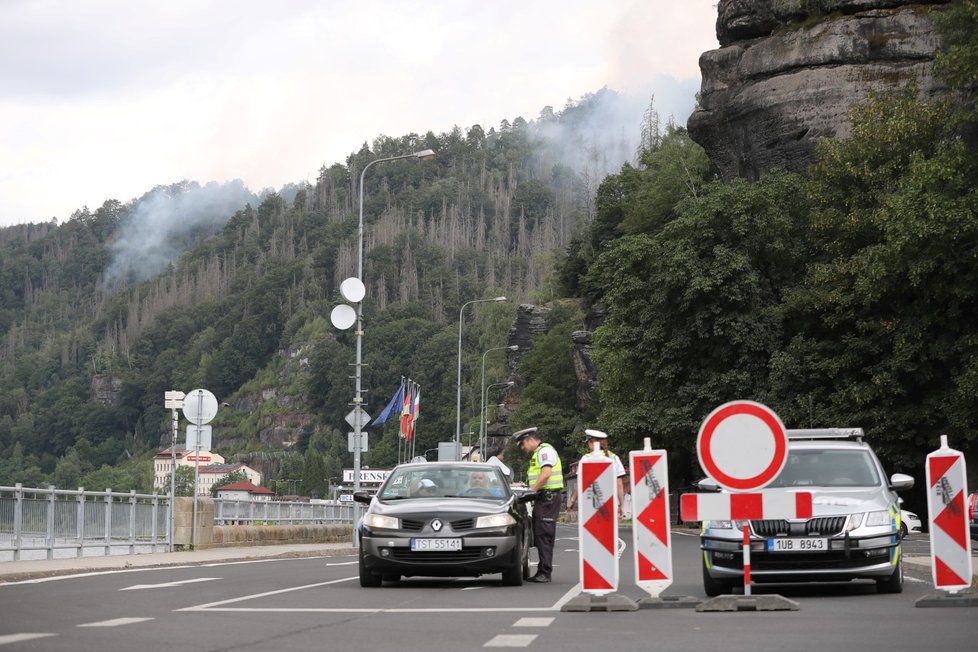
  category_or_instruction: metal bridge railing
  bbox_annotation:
[0,484,170,561]
[213,498,354,525]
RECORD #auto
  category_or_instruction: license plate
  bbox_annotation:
[767,537,828,552]
[411,538,462,551]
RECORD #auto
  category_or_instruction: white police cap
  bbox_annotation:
[512,427,538,442]
[584,429,608,439]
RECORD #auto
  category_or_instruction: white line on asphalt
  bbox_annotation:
[78,617,155,627]
[513,617,554,627]
[461,586,486,590]
[324,561,358,566]
[551,583,583,611]
[120,577,221,591]
[178,576,358,611]
[0,633,57,645]
[671,530,698,537]
[484,634,537,647]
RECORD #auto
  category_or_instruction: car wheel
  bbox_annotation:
[900,522,908,538]
[502,538,524,586]
[876,558,903,594]
[359,547,382,588]
[521,528,532,579]
[702,555,734,598]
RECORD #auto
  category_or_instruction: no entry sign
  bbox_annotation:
[697,400,787,492]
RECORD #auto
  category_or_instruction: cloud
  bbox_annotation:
[0,0,719,227]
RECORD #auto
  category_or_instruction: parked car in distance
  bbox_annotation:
[900,509,922,535]
[354,462,537,587]
[699,428,913,596]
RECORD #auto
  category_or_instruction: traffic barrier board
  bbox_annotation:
[924,436,973,593]
[578,452,618,595]
[680,491,813,521]
[629,447,672,598]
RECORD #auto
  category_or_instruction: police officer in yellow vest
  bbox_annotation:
[513,426,563,583]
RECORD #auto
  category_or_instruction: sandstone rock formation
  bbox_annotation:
[688,0,950,180]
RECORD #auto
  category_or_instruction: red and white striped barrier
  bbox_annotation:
[578,451,618,595]
[680,491,813,522]
[925,436,973,593]
[629,444,672,598]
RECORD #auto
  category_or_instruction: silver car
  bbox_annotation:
[699,428,914,596]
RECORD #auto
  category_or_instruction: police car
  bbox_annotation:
[699,428,914,596]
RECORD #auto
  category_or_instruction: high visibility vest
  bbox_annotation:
[528,443,564,489]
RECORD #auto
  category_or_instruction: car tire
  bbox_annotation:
[702,556,734,598]
[900,523,908,538]
[502,538,525,587]
[359,547,382,588]
[876,558,903,594]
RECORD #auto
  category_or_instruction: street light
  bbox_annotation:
[482,382,514,458]
[455,296,507,459]
[348,148,435,544]
[480,345,518,456]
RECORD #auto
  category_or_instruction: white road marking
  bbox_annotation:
[78,617,154,628]
[0,634,57,645]
[178,576,358,611]
[461,586,486,590]
[513,617,554,627]
[484,634,537,647]
[324,561,358,566]
[120,577,221,591]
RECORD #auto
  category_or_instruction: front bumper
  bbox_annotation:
[361,530,520,577]
[702,530,902,582]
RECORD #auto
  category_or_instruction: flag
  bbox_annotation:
[399,385,413,439]
[370,382,404,427]
[407,386,420,441]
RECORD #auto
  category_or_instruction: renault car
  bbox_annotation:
[699,428,914,595]
[354,462,536,587]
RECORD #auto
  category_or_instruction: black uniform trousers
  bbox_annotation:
[532,489,562,577]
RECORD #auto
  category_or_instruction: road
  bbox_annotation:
[0,525,971,651]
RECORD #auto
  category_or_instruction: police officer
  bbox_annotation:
[566,429,627,520]
[513,426,563,583]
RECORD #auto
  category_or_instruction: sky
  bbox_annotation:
[0,0,719,227]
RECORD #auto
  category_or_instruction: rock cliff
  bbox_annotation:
[688,0,950,180]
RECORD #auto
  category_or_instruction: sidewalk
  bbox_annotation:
[0,543,357,583]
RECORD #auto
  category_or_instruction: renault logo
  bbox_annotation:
[431,519,443,531]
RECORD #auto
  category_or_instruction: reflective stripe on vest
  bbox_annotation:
[528,443,564,489]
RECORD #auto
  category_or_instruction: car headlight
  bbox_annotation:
[363,513,400,529]
[707,520,732,529]
[864,510,891,527]
[846,513,864,531]
[476,513,516,528]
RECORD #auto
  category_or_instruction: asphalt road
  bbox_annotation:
[0,526,972,651]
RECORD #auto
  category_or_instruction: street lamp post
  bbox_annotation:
[482,381,514,458]
[349,148,435,544]
[455,296,507,459]
[480,345,518,457]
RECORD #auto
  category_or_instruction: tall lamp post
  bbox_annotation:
[482,381,514,458]
[480,346,517,456]
[455,296,507,459]
[345,148,435,545]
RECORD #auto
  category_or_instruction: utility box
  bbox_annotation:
[438,442,461,461]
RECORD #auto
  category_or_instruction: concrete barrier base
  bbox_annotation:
[636,595,701,609]
[561,593,638,612]
[696,594,800,612]
[915,590,978,608]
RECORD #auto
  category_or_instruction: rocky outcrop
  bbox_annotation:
[688,0,950,180]
[90,375,124,407]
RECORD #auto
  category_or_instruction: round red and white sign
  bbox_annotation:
[697,400,787,492]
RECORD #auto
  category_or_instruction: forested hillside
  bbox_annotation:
[0,89,641,494]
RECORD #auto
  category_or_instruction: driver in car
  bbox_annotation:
[464,471,503,497]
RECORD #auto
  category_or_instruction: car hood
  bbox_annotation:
[772,487,895,517]
[368,496,515,517]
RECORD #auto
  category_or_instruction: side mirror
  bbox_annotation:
[352,491,374,504]
[518,491,539,504]
[697,478,720,492]
[889,473,914,492]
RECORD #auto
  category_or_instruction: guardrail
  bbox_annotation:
[0,484,170,561]
[214,498,353,525]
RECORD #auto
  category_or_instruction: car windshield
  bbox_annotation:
[767,449,881,488]
[377,465,510,500]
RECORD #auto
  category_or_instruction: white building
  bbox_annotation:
[216,480,275,502]
[154,448,261,495]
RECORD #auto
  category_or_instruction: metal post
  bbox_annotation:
[76,487,85,558]
[192,392,202,548]
[170,407,178,552]
[455,297,506,460]
[13,483,22,561]
[46,485,55,560]
[104,488,112,555]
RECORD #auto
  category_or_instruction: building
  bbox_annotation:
[153,448,261,495]
[215,480,275,502]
